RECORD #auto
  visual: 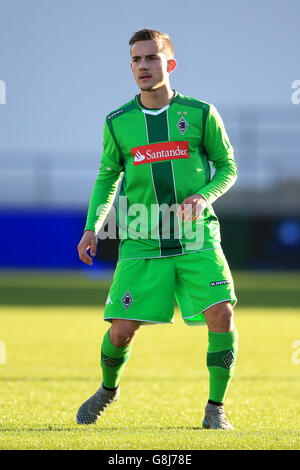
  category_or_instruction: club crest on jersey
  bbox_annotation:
[131,141,190,165]
[177,116,189,135]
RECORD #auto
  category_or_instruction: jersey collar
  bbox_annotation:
[134,90,178,115]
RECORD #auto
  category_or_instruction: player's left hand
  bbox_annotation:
[176,194,207,222]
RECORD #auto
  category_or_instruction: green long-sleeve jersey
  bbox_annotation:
[84,91,237,260]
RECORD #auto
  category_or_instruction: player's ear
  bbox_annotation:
[167,59,176,74]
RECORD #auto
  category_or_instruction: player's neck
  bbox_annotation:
[139,86,174,109]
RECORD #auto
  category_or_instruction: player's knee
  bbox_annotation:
[204,302,234,332]
[110,320,140,347]
[215,304,233,330]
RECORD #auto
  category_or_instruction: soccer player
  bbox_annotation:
[76,29,238,429]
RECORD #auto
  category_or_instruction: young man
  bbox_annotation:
[76,29,238,429]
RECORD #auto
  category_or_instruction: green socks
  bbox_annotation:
[100,329,133,389]
[207,327,238,404]
[100,326,238,401]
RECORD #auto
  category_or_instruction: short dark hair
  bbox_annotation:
[129,29,174,59]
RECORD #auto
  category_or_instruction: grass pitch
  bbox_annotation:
[0,271,299,450]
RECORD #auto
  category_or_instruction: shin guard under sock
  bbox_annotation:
[207,327,238,404]
[100,329,132,389]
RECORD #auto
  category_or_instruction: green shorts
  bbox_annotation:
[104,248,237,326]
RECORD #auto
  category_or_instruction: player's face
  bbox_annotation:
[130,40,175,92]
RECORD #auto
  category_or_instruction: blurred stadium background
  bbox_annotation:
[0,0,300,450]
[0,0,300,295]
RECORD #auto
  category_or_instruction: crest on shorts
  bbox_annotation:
[121,291,133,310]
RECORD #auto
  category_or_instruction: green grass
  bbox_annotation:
[0,271,299,449]
[0,269,300,307]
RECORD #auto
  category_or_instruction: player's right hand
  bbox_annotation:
[77,230,97,266]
